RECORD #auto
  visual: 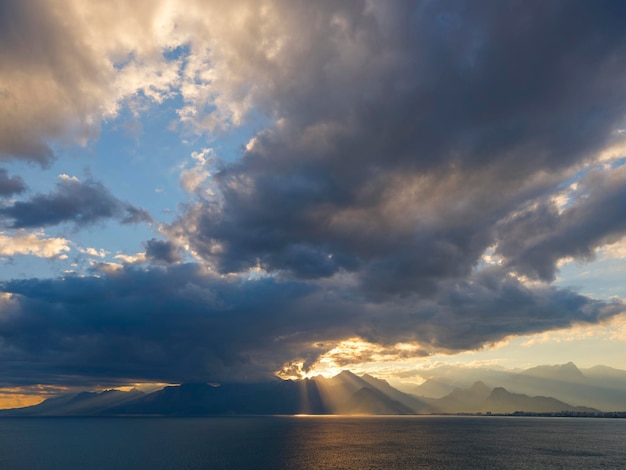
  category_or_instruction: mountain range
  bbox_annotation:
[1,363,624,416]
[399,362,626,411]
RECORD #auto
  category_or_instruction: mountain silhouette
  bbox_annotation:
[1,365,622,416]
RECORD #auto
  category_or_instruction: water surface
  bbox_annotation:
[0,416,624,469]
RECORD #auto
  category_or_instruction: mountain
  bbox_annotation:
[1,366,622,416]
[582,365,626,390]
[498,363,626,411]
[0,389,144,416]
[396,365,518,398]
[110,379,327,415]
[406,378,456,399]
[420,381,598,414]
[0,371,426,417]
[424,381,492,413]
[2,372,415,416]
[484,388,597,414]
[358,374,431,413]
[521,362,587,383]
[343,387,415,415]
[311,370,427,414]
[398,362,626,411]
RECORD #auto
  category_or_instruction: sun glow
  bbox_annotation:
[114,382,176,393]
[274,321,626,387]
[276,338,431,381]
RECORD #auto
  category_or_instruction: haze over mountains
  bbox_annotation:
[400,362,626,412]
[1,363,624,416]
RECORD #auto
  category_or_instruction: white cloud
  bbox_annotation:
[114,252,147,264]
[0,231,70,258]
[179,148,214,193]
[58,174,80,182]
[77,247,108,258]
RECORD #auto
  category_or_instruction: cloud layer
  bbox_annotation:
[1,264,620,386]
[0,0,626,386]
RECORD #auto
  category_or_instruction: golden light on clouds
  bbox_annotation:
[276,313,626,385]
[277,338,431,380]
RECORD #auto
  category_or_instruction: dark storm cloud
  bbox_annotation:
[173,0,626,295]
[0,177,151,229]
[0,265,324,386]
[0,168,26,197]
[0,264,620,387]
[144,238,183,265]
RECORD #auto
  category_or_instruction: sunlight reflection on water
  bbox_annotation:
[0,416,624,469]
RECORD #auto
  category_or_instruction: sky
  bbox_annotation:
[2,0,626,407]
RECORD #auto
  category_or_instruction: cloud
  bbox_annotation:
[0,264,621,387]
[144,238,182,265]
[0,176,151,229]
[0,169,26,197]
[114,252,147,265]
[179,148,214,194]
[77,247,108,258]
[169,0,626,297]
[0,0,180,164]
[0,231,70,258]
[496,164,626,281]
[599,240,626,260]
[2,1,626,386]
[3,0,625,169]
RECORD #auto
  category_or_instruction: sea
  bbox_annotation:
[0,415,624,469]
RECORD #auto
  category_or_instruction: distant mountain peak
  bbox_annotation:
[562,361,581,372]
[489,386,509,398]
[521,362,586,382]
[469,381,491,394]
[336,370,359,378]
